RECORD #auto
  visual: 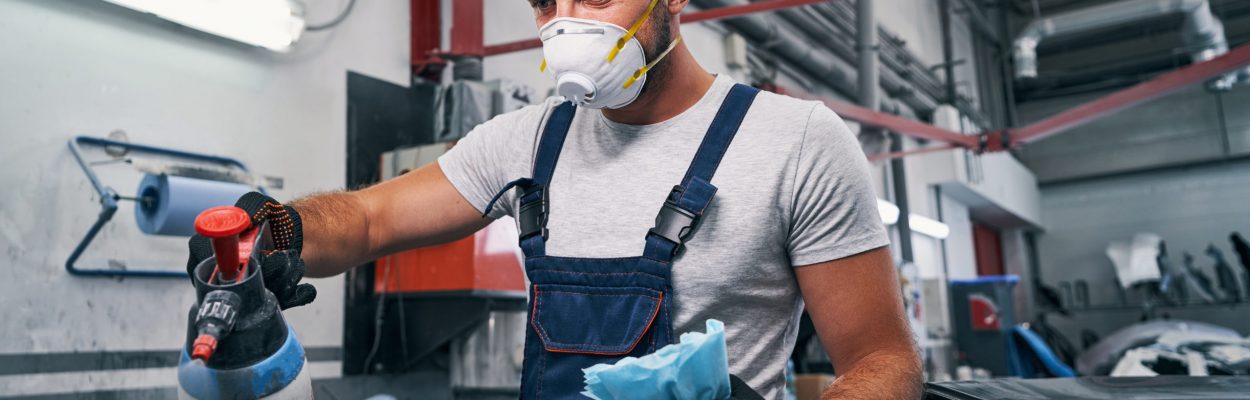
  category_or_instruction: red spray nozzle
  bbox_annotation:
[190,334,218,361]
[195,206,252,283]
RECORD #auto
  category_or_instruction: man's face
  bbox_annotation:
[529,0,675,97]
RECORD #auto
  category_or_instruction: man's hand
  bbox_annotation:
[187,192,317,310]
[796,247,922,399]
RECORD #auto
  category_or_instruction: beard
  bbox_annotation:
[637,5,673,99]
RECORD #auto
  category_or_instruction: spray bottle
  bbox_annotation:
[176,206,312,399]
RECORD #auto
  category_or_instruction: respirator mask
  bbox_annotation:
[538,0,682,109]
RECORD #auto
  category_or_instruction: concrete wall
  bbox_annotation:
[1018,84,1250,183]
[0,0,408,395]
[1035,157,1250,340]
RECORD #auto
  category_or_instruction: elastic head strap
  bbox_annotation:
[607,0,662,62]
[623,35,683,89]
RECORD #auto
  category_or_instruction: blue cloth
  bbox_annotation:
[497,84,760,399]
[582,319,731,400]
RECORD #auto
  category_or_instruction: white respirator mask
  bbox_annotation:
[538,0,682,109]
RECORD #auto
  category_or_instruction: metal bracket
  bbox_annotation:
[66,136,257,278]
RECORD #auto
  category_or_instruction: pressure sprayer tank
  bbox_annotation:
[176,206,312,399]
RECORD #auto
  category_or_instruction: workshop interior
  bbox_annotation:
[3,0,1250,398]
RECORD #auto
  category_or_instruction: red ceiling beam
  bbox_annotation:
[484,38,543,57]
[481,0,829,57]
[868,144,960,162]
[1009,42,1250,146]
[813,96,981,148]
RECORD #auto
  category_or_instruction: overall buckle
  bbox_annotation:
[649,186,699,256]
[518,186,549,240]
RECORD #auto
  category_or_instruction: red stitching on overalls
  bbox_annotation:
[535,291,664,355]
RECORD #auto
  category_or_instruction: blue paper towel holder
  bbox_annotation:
[66,135,269,278]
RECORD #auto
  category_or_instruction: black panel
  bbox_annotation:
[343,71,439,375]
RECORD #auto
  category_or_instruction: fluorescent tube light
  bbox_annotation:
[101,0,305,52]
[878,198,951,239]
[877,198,900,225]
[908,214,951,239]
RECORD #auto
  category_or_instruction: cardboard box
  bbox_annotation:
[794,374,836,400]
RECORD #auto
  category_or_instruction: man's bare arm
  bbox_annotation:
[292,162,491,277]
[795,247,922,400]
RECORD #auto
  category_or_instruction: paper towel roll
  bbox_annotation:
[134,174,253,236]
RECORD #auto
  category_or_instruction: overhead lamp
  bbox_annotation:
[907,214,951,240]
[100,0,306,52]
[877,198,951,239]
[877,198,900,225]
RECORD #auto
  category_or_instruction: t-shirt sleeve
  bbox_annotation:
[787,103,891,267]
[437,101,553,219]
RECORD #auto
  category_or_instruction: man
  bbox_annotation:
[190,0,921,398]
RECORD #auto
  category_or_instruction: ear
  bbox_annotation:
[666,0,688,16]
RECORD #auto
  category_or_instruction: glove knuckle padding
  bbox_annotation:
[187,191,312,309]
[186,235,214,277]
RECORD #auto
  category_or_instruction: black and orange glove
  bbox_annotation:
[187,192,317,310]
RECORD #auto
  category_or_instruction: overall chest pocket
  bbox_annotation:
[531,284,663,355]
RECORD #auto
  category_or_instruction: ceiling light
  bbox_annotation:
[877,199,951,239]
[908,214,951,240]
[101,0,306,52]
[877,198,900,225]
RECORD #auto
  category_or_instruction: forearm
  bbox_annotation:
[289,192,376,277]
[821,349,923,400]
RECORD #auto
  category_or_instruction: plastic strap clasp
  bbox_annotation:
[518,185,550,240]
[649,186,699,257]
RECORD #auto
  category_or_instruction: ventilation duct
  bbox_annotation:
[1013,0,1241,90]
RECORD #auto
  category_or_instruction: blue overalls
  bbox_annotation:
[487,84,760,399]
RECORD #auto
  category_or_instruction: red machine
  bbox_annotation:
[374,218,525,294]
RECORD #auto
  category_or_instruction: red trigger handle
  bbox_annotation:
[194,206,253,283]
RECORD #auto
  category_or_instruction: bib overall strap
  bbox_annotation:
[517,101,577,257]
[644,84,760,262]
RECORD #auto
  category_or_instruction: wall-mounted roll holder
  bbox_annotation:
[66,135,271,278]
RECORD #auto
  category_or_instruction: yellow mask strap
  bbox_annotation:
[607,0,662,63]
[622,34,682,89]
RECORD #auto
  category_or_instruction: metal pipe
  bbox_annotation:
[1012,0,1232,86]
[681,0,827,23]
[857,0,879,113]
[1010,41,1250,145]
[774,7,936,110]
[692,0,939,114]
[952,0,1000,45]
[856,0,911,262]
[941,0,957,105]
[890,138,914,263]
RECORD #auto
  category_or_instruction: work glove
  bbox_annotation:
[187,192,317,310]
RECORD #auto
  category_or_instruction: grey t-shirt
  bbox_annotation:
[438,75,889,399]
